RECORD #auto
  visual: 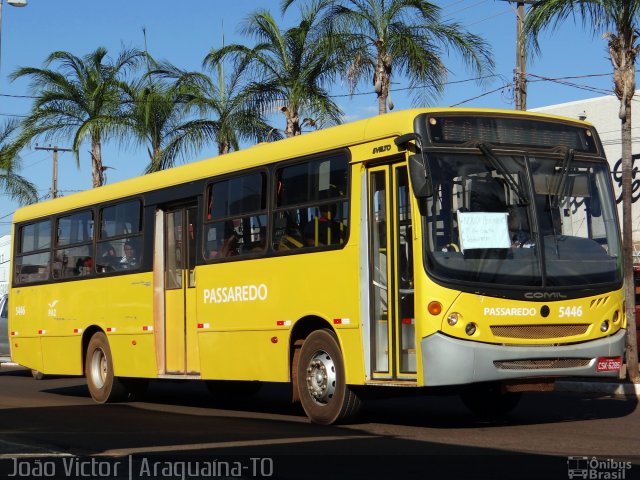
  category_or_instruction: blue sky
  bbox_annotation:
[0,0,618,235]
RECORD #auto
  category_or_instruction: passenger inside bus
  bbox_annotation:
[97,244,119,272]
[220,222,239,257]
[508,205,533,248]
[120,241,139,269]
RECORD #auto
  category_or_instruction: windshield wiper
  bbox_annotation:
[477,142,528,205]
[551,147,575,208]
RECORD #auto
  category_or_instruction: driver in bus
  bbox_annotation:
[508,206,534,248]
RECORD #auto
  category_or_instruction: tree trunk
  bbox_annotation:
[284,108,301,137]
[375,52,391,115]
[91,136,104,188]
[609,28,639,383]
[218,141,230,155]
[620,97,640,383]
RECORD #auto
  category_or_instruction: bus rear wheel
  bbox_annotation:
[296,329,361,425]
[85,332,127,403]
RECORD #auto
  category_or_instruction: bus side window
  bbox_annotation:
[272,153,349,252]
[14,220,52,284]
[204,172,267,260]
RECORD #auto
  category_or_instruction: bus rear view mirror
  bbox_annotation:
[409,155,432,199]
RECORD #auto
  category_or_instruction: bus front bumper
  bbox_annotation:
[420,329,626,387]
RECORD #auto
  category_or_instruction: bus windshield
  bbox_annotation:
[424,148,622,289]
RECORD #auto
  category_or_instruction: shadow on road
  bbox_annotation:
[1,369,638,479]
[37,375,639,429]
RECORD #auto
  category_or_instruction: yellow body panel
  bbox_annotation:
[9,337,43,373]
[10,273,154,376]
[198,331,288,381]
[196,247,364,383]
[109,334,157,378]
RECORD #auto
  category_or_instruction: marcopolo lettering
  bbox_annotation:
[204,284,268,304]
[372,144,392,154]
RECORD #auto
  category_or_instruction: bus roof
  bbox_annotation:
[12,107,592,223]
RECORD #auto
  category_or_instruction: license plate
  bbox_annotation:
[596,356,622,372]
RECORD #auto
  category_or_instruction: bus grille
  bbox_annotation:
[494,358,591,370]
[490,324,589,339]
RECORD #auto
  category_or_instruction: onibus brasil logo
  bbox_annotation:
[567,457,632,479]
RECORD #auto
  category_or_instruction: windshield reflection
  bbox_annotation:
[424,151,621,289]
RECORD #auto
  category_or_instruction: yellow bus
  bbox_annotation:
[9,108,626,424]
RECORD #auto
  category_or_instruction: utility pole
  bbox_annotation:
[35,145,73,199]
[500,0,536,111]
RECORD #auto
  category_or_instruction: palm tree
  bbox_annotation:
[524,1,640,383]
[0,120,37,205]
[11,47,144,188]
[201,51,283,154]
[124,73,212,173]
[207,2,345,137]
[133,58,280,173]
[283,0,494,114]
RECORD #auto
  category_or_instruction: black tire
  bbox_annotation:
[85,332,128,403]
[296,329,361,425]
[460,383,522,418]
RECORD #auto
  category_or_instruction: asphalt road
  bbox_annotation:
[0,365,638,480]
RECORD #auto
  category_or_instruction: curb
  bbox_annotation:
[555,380,640,397]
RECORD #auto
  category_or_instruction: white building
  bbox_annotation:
[0,234,10,295]
[532,92,640,258]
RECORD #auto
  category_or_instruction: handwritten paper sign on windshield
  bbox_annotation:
[458,211,511,251]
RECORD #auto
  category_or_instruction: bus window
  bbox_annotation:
[273,153,349,251]
[14,220,51,284]
[97,200,143,273]
[204,172,267,259]
[54,210,94,279]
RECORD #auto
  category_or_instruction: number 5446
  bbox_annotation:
[559,306,582,318]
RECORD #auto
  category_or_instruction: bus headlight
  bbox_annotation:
[600,320,610,332]
[465,322,477,336]
[447,313,460,326]
[612,311,619,324]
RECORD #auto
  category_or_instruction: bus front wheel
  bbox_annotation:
[296,329,361,425]
[85,332,127,403]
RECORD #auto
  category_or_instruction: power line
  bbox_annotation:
[450,82,513,106]
[467,7,512,26]
[527,73,612,97]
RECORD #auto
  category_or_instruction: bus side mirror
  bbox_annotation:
[409,154,432,199]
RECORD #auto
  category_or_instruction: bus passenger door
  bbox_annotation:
[368,164,416,381]
[163,204,199,375]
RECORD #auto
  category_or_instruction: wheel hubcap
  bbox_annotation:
[90,348,107,389]
[306,350,336,405]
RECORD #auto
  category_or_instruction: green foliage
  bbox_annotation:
[207,3,345,136]
[11,47,144,187]
[0,119,37,205]
[284,0,495,113]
